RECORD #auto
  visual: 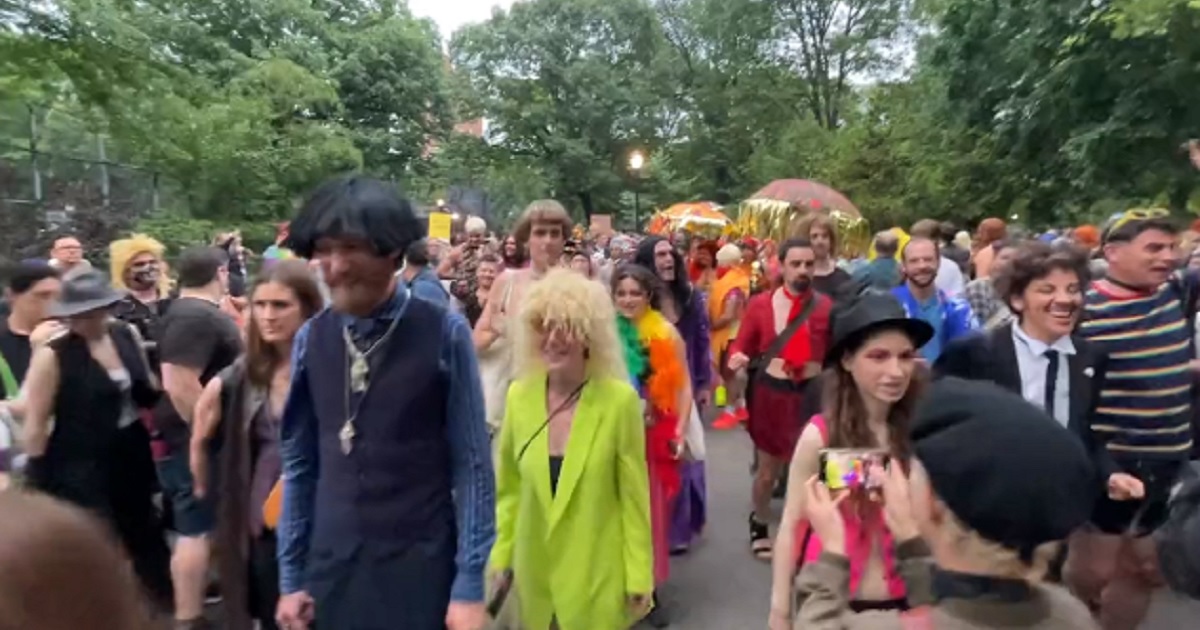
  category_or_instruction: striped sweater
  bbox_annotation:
[1079,279,1194,459]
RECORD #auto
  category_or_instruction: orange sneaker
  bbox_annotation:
[713,408,747,430]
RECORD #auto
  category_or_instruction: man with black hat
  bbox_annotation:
[275,176,494,630]
[796,378,1098,628]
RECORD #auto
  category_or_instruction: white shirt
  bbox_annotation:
[1011,324,1075,427]
[935,256,965,296]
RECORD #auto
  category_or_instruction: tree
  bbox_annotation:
[927,0,1200,220]
[655,0,806,202]
[451,0,669,220]
[774,0,910,130]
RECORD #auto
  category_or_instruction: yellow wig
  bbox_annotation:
[513,268,627,382]
[109,233,170,293]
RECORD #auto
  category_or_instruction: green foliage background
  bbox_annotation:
[3,0,1200,256]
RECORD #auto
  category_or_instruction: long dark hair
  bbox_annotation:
[501,233,527,269]
[821,325,927,461]
[610,263,664,312]
[633,236,693,313]
[245,259,323,387]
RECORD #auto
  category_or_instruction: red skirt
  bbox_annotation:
[646,411,680,585]
[746,373,808,459]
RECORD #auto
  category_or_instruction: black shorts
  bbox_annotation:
[1090,459,1184,537]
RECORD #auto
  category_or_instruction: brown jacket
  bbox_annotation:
[795,540,1098,629]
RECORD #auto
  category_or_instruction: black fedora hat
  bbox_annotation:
[50,269,127,318]
[825,293,934,367]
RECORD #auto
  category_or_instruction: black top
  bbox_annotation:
[26,324,159,518]
[813,267,853,297]
[549,455,564,496]
[154,297,243,452]
[112,295,167,373]
[0,321,32,388]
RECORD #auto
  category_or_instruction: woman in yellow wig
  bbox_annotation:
[490,268,653,630]
[110,234,170,297]
[109,234,171,369]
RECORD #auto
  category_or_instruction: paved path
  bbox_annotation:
[649,427,1200,629]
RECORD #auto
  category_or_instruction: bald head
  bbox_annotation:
[0,492,153,630]
[874,230,899,258]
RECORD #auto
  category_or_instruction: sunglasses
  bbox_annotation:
[1104,208,1170,241]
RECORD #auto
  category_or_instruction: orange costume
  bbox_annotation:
[708,265,751,369]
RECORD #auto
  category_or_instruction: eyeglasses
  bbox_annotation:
[1104,208,1170,241]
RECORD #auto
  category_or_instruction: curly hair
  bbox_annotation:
[513,268,626,381]
[108,234,170,294]
[993,241,1089,315]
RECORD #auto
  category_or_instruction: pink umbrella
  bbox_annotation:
[748,179,860,217]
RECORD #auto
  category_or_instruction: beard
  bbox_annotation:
[908,272,936,289]
[788,278,811,294]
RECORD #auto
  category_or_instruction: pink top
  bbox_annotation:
[795,414,906,600]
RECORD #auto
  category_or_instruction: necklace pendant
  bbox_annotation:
[350,354,370,393]
[339,420,356,455]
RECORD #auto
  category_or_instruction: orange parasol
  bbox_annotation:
[647,201,731,236]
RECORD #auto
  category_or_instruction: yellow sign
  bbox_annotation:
[428,213,452,241]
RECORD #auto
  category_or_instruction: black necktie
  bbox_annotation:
[1044,349,1059,417]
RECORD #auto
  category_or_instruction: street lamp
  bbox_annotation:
[629,151,645,231]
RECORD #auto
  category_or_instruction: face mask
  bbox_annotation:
[129,265,160,290]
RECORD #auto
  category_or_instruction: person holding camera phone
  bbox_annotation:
[796,378,1098,629]
[769,293,933,630]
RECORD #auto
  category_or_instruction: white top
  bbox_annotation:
[935,256,965,296]
[108,368,138,429]
[1011,324,1075,428]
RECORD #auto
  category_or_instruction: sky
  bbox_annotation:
[407,0,516,43]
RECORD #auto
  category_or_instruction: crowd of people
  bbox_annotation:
[0,172,1198,630]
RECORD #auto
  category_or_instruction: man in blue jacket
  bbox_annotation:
[891,237,977,362]
[276,177,493,630]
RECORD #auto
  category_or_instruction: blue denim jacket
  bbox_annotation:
[276,285,495,602]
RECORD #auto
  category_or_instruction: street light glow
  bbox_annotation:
[436,198,445,207]
[451,212,461,221]
[629,151,645,171]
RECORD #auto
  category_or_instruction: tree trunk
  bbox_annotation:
[578,190,594,226]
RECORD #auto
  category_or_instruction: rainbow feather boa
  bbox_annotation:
[618,309,687,502]
[617,309,686,416]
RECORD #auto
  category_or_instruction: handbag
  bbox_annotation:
[746,296,818,386]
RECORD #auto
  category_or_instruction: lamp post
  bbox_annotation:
[629,150,645,231]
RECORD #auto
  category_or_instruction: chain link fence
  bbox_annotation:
[0,100,179,265]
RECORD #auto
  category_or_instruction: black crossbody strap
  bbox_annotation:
[751,296,819,371]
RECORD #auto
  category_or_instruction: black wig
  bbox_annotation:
[286,176,425,261]
[633,235,693,315]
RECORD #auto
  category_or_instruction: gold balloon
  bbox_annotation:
[733,198,871,258]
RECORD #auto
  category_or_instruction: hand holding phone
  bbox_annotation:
[819,449,890,491]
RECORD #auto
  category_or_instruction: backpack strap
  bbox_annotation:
[0,352,18,400]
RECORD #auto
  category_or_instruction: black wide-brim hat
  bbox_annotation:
[824,293,934,367]
[50,269,127,318]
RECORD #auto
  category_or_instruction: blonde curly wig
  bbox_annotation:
[513,268,626,381]
[109,234,170,293]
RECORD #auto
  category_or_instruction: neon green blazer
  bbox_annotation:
[489,375,653,630]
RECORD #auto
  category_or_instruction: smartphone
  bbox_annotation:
[819,449,890,491]
[487,569,514,618]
